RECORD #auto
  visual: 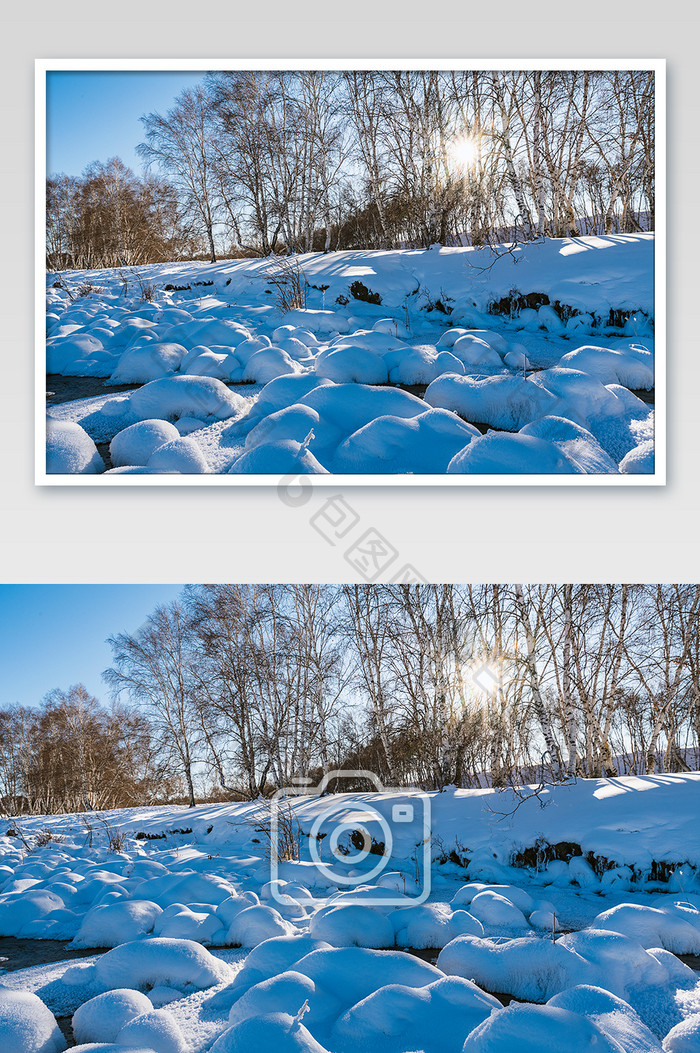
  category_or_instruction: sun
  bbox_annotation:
[447,135,480,172]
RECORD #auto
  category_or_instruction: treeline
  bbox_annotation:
[46,157,201,271]
[3,585,697,815]
[47,69,655,269]
[0,685,172,815]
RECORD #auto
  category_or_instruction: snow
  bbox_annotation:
[209,1012,330,1053]
[71,899,163,948]
[463,1002,626,1053]
[0,987,66,1053]
[425,374,558,430]
[114,1008,189,1053]
[331,976,500,1053]
[447,432,582,474]
[6,774,700,1052]
[72,989,154,1044]
[46,420,104,475]
[112,376,248,425]
[45,236,656,476]
[227,904,296,946]
[308,905,394,948]
[316,346,389,385]
[92,938,234,992]
[331,409,480,474]
[109,420,181,467]
[591,903,700,955]
[108,342,187,384]
[663,1015,700,1052]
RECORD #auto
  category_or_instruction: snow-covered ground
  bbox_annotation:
[44,235,656,477]
[2,774,699,1051]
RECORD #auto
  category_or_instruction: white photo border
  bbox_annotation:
[35,57,666,487]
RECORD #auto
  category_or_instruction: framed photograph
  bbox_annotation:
[36,59,665,485]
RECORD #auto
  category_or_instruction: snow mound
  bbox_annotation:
[663,1015,700,1053]
[558,345,654,390]
[110,420,181,467]
[331,976,500,1053]
[467,890,530,930]
[227,904,296,946]
[243,347,301,383]
[122,376,247,423]
[46,419,105,475]
[71,899,163,948]
[382,345,436,385]
[309,905,394,948]
[292,946,443,1013]
[244,405,321,452]
[520,416,620,473]
[549,986,662,1053]
[316,346,389,385]
[0,988,66,1053]
[109,342,187,384]
[225,936,332,1000]
[620,439,655,474]
[209,1012,330,1053]
[227,971,316,1028]
[0,888,70,937]
[94,937,233,992]
[297,383,427,456]
[438,934,588,1002]
[591,903,700,955]
[72,990,154,1045]
[147,437,210,473]
[450,334,505,369]
[425,374,556,430]
[228,438,329,475]
[115,1009,188,1053]
[463,1002,624,1053]
[391,903,484,949]
[448,432,582,474]
[332,408,480,474]
[153,904,225,944]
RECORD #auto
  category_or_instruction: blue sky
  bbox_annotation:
[0,585,185,708]
[46,70,209,177]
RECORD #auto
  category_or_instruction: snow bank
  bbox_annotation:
[46,419,105,474]
[0,987,66,1053]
